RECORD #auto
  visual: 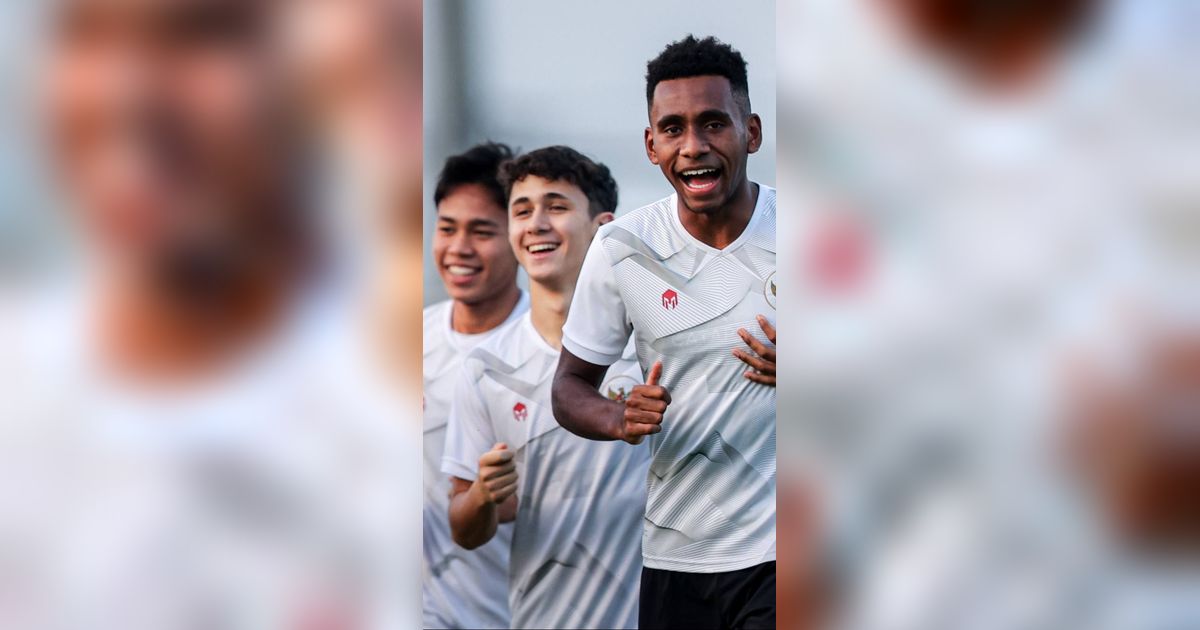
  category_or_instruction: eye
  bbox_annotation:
[550,205,569,212]
[706,121,726,131]
[665,126,683,136]
[474,230,496,238]
[437,226,454,235]
[513,208,531,218]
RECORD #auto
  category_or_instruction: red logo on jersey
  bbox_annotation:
[512,402,528,422]
[661,289,679,310]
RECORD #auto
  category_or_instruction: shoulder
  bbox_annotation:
[462,315,532,379]
[596,193,686,261]
[423,299,451,334]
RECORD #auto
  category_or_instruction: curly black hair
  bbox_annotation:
[645,35,751,114]
[433,141,514,209]
[500,146,618,217]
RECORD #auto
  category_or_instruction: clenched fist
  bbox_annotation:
[622,361,672,445]
[473,442,519,505]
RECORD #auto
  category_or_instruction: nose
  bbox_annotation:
[526,207,552,234]
[680,127,709,159]
[446,229,475,258]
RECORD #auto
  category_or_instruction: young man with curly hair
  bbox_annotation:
[553,35,778,629]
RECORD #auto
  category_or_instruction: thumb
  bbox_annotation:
[493,443,508,451]
[646,361,663,386]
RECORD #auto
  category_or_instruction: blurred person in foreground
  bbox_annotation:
[421,142,526,629]
[443,146,650,629]
[552,36,778,629]
[778,0,1199,628]
[0,0,408,627]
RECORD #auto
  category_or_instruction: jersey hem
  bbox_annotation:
[561,334,621,367]
[440,457,477,482]
[641,550,776,574]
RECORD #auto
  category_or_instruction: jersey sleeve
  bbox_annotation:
[440,361,495,482]
[562,230,632,366]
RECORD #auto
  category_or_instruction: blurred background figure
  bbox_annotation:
[777,0,1199,628]
[0,0,423,627]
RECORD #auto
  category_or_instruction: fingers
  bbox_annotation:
[646,361,663,386]
[757,315,776,345]
[630,383,671,406]
[737,328,777,363]
[478,444,513,467]
[625,408,665,425]
[743,370,777,386]
[483,469,518,492]
[625,421,662,439]
[626,394,669,414]
[733,347,775,374]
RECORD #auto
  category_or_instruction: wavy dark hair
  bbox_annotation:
[500,146,618,217]
[433,141,514,209]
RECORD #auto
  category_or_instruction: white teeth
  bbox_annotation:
[527,244,558,253]
[447,265,479,276]
[681,168,717,177]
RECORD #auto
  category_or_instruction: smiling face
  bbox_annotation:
[645,75,761,215]
[507,176,611,287]
[433,183,519,305]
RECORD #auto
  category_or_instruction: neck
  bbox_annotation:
[450,285,521,334]
[680,180,759,249]
[528,275,575,351]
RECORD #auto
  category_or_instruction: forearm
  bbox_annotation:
[448,481,499,549]
[552,371,624,440]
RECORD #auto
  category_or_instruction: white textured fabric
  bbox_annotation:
[562,185,777,573]
[443,313,649,629]
[421,293,527,629]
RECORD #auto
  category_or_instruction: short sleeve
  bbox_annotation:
[562,230,632,366]
[440,362,496,482]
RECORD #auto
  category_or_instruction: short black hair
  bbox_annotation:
[433,141,514,210]
[500,146,618,217]
[645,35,751,114]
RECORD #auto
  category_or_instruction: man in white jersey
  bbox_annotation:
[422,142,527,629]
[552,36,778,629]
[443,146,651,629]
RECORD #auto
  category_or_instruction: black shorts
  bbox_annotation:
[638,561,776,630]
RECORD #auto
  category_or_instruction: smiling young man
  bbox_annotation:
[552,36,778,629]
[422,142,527,629]
[442,146,651,629]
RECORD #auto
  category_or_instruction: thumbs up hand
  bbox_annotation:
[622,361,672,445]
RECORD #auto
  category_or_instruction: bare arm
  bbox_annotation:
[447,444,519,549]
[553,348,671,444]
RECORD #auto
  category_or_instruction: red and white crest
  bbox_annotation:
[661,289,679,310]
[512,402,528,422]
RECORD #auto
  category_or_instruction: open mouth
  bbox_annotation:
[445,264,481,278]
[678,167,722,194]
[525,243,560,256]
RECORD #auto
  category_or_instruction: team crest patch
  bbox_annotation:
[512,402,528,422]
[764,271,776,310]
[662,289,679,310]
[602,375,639,403]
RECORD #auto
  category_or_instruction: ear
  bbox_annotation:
[594,211,615,227]
[645,127,660,165]
[746,113,763,155]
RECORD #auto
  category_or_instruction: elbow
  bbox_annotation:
[450,523,487,550]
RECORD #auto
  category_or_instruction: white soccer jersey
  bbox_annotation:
[562,184,777,573]
[442,313,649,629]
[422,293,527,629]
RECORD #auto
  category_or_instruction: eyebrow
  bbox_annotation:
[655,109,734,128]
[510,192,572,207]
